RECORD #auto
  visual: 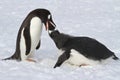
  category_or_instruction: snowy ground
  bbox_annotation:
[0,0,120,80]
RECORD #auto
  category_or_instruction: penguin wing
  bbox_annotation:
[54,50,70,68]
[23,27,31,55]
[36,40,41,50]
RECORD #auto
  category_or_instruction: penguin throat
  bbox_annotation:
[48,28,58,34]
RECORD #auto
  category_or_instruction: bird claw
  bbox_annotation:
[79,64,89,67]
[26,58,36,63]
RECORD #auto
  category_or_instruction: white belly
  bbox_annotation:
[59,49,100,66]
[30,17,43,52]
[20,28,27,60]
[20,17,43,60]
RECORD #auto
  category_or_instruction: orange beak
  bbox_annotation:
[45,20,56,31]
[45,21,49,30]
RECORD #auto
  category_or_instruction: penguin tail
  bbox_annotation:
[112,54,119,60]
[2,55,14,60]
[2,52,20,61]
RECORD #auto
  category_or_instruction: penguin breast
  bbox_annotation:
[30,17,43,51]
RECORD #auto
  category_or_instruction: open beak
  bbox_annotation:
[45,21,49,30]
[45,20,56,31]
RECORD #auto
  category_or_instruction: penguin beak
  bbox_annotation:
[45,21,49,30]
[45,20,56,30]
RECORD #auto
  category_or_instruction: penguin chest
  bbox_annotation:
[65,49,99,66]
[30,17,43,51]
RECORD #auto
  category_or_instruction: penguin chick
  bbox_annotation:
[46,24,119,68]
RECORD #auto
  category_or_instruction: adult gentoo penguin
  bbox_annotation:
[46,22,119,68]
[3,9,56,61]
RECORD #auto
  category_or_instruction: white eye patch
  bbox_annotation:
[48,14,51,19]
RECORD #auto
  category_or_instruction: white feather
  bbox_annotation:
[67,49,100,66]
[59,49,100,66]
[30,17,42,52]
[48,14,51,19]
[20,17,43,60]
[20,28,27,60]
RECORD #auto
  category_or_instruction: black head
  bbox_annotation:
[49,30,60,38]
[30,9,56,30]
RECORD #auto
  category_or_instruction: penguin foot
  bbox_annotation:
[26,58,36,63]
[79,64,89,67]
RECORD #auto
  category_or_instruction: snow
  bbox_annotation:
[0,0,120,80]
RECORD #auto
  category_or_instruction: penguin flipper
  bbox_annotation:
[23,27,31,55]
[36,40,41,50]
[54,50,70,68]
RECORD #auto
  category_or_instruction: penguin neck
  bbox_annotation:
[48,29,70,49]
[48,27,58,35]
